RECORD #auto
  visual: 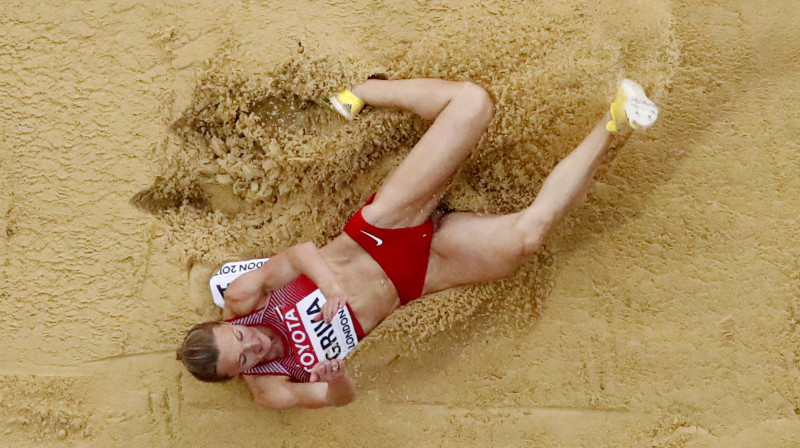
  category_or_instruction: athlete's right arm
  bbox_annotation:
[243,361,356,409]
[223,242,347,318]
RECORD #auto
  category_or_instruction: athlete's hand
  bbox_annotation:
[309,359,346,383]
[317,286,349,323]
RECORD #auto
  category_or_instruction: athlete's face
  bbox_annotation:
[213,324,272,377]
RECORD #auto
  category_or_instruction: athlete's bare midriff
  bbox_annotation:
[319,234,401,333]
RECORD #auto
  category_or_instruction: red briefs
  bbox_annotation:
[343,195,434,305]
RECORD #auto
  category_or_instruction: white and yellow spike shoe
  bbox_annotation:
[329,89,365,120]
[605,79,659,132]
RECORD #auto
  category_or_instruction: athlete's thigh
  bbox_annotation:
[362,89,492,229]
[423,211,527,294]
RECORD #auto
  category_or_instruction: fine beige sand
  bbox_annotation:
[2,0,799,446]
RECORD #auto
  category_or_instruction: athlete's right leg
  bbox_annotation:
[424,80,658,293]
[424,116,617,293]
[335,79,494,229]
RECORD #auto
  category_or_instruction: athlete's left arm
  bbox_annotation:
[224,242,348,319]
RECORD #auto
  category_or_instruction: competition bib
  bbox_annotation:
[277,290,360,371]
[208,258,270,308]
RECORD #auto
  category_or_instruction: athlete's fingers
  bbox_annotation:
[331,359,343,375]
[324,299,340,323]
[327,305,337,322]
[323,302,334,323]
[331,296,347,319]
[326,360,342,379]
[310,361,328,382]
[315,300,336,323]
[318,293,349,323]
[316,360,343,380]
[323,361,339,381]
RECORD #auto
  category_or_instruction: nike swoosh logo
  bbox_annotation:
[360,230,383,246]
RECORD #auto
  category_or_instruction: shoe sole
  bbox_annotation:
[329,96,355,120]
[621,79,659,129]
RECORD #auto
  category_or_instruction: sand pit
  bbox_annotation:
[2,0,799,446]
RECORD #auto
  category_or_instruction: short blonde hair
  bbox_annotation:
[176,321,232,382]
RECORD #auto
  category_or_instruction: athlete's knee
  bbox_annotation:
[488,216,549,278]
[515,212,554,257]
[457,82,494,127]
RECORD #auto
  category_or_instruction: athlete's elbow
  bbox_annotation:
[325,377,357,407]
[296,241,317,250]
[291,241,319,259]
[329,391,355,407]
[254,398,291,410]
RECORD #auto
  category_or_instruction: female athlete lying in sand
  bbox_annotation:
[176,76,659,409]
